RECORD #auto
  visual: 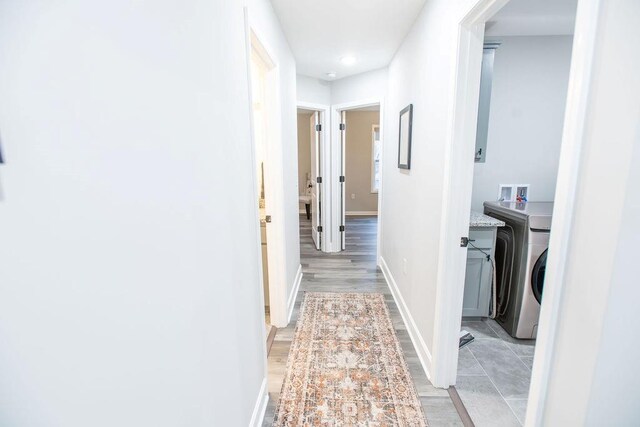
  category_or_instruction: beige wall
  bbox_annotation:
[297,112,312,207]
[345,110,379,212]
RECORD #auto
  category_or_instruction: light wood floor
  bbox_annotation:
[262,215,465,426]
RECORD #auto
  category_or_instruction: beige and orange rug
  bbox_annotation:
[273,292,427,426]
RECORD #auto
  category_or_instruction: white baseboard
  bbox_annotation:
[379,256,433,380]
[346,211,378,216]
[287,264,303,324]
[249,377,269,427]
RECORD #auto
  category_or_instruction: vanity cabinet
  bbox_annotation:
[462,227,498,317]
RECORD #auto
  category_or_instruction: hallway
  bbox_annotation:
[263,216,465,426]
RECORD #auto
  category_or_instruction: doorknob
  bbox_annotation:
[265,215,272,223]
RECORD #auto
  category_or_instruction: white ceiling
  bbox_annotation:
[486,0,578,36]
[270,0,427,81]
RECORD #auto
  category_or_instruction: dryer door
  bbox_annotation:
[531,248,547,304]
[494,226,515,320]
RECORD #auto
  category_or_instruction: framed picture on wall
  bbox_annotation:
[398,104,413,169]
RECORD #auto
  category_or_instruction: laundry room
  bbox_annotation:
[454,0,577,424]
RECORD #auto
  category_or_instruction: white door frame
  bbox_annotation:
[297,102,331,252]
[524,0,601,424]
[330,98,384,257]
[244,16,288,329]
[431,0,599,425]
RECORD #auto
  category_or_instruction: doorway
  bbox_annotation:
[433,0,585,425]
[296,108,324,251]
[333,101,383,256]
[340,106,381,252]
[249,33,280,354]
[297,102,330,253]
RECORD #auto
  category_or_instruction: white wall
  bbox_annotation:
[248,0,301,325]
[471,36,573,211]
[0,0,282,425]
[297,74,331,105]
[380,0,480,374]
[535,0,640,423]
[330,68,388,106]
[297,68,387,107]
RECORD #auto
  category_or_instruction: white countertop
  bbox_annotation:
[470,211,505,228]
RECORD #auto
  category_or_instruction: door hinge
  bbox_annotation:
[317,225,323,232]
[339,175,345,183]
[339,225,345,232]
[339,123,346,131]
[316,176,322,184]
[315,124,322,132]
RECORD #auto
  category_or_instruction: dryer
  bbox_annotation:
[483,201,553,339]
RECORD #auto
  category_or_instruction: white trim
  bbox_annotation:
[332,98,381,111]
[287,264,303,323]
[340,110,346,251]
[380,257,433,380]
[244,13,288,329]
[430,0,508,388]
[345,211,378,216]
[243,8,268,333]
[244,13,271,412]
[371,124,381,194]
[297,101,331,253]
[376,101,385,266]
[526,0,600,424]
[297,101,330,112]
[248,377,269,427]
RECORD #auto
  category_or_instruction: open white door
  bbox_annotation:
[309,112,322,250]
[340,110,346,251]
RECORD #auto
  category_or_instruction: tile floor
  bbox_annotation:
[456,318,536,426]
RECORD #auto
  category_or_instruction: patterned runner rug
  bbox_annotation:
[273,292,427,426]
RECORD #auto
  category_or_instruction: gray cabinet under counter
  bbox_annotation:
[463,213,505,318]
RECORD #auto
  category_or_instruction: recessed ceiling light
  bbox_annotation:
[326,72,337,79]
[340,56,356,66]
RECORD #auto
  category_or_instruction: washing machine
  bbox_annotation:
[483,201,553,339]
